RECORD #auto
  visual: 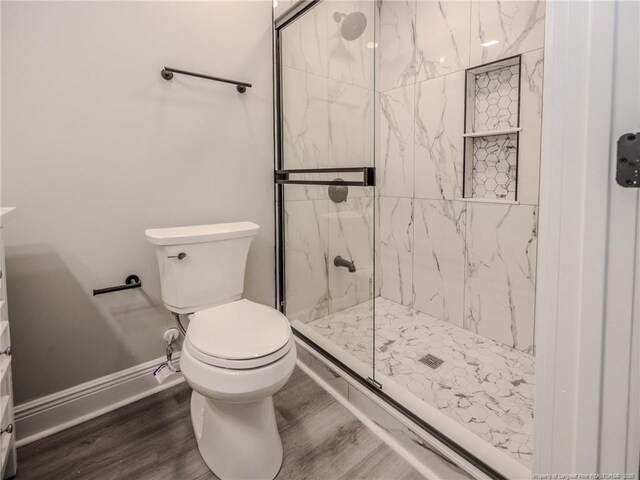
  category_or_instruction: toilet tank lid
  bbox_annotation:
[145,222,260,246]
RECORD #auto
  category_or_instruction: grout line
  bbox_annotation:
[378,47,546,94]
[281,64,373,93]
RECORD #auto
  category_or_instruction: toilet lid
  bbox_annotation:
[187,299,291,361]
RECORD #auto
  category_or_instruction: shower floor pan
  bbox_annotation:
[295,297,534,470]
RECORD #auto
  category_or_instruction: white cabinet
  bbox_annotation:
[0,209,17,479]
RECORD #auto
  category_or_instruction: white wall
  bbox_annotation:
[1,1,274,405]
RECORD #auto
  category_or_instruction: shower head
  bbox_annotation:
[333,11,367,41]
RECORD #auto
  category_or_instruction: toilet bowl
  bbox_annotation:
[181,300,296,479]
[145,222,295,480]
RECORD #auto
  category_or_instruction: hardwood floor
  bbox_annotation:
[15,368,424,480]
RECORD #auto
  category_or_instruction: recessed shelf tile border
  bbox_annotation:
[463,55,522,202]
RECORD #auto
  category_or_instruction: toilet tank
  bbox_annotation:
[145,222,260,314]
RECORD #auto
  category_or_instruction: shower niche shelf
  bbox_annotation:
[463,55,521,202]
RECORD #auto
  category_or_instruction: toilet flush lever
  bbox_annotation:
[168,252,187,260]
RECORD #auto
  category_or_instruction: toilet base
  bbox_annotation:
[191,390,284,480]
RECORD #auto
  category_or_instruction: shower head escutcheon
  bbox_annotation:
[333,11,367,41]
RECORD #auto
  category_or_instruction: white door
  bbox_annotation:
[599,0,640,473]
[535,0,639,475]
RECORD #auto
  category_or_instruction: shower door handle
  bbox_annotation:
[274,167,375,187]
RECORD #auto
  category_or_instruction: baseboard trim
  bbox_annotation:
[15,354,184,447]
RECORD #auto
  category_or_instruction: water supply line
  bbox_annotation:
[164,323,182,373]
[173,312,188,336]
[162,312,190,374]
[165,337,180,373]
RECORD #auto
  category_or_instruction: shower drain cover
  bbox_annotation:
[419,354,444,369]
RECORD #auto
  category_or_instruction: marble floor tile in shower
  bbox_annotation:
[306,297,535,468]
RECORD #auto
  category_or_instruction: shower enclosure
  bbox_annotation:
[275,1,544,477]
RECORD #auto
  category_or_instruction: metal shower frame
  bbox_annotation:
[272,2,506,478]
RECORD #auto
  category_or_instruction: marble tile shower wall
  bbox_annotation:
[284,192,375,323]
[281,1,376,323]
[376,0,545,353]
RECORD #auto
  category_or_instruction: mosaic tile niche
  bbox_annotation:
[472,133,518,199]
[464,56,521,201]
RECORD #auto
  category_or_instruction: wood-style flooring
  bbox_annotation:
[15,368,424,480]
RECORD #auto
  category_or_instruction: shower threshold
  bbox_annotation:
[292,297,534,472]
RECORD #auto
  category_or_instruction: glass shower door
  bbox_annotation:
[276,0,377,381]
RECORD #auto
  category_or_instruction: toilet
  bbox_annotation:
[145,221,296,480]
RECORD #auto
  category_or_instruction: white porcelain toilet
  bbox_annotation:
[145,222,296,480]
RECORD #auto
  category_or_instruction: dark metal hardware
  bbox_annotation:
[366,377,382,390]
[274,167,376,187]
[419,354,444,369]
[616,132,640,187]
[93,274,141,296]
[0,346,11,357]
[1,424,13,435]
[168,252,187,260]
[274,0,321,29]
[161,67,252,94]
[328,180,349,203]
[334,256,356,273]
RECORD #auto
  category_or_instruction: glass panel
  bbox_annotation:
[283,183,375,376]
[280,0,376,171]
[372,0,540,472]
[279,0,377,380]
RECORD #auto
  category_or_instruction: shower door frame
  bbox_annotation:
[273,0,380,393]
[273,2,507,479]
[275,1,640,478]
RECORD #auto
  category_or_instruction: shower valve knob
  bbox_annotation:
[168,253,187,260]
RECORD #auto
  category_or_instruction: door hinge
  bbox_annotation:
[616,132,640,187]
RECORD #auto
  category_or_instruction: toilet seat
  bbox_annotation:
[186,299,292,370]
[185,336,294,370]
